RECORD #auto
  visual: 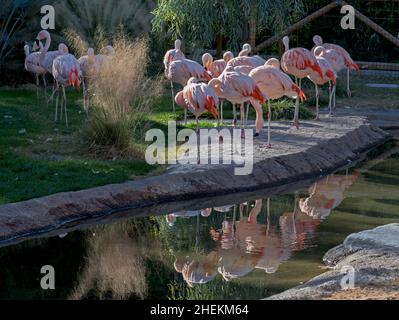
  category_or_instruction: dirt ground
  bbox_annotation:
[325,281,399,300]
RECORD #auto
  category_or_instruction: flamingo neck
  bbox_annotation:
[24,46,30,58]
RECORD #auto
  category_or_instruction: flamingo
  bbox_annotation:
[24,44,47,97]
[52,53,83,127]
[208,66,265,137]
[281,36,323,128]
[249,58,306,147]
[163,40,186,112]
[167,58,212,124]
[32,30,68,74]
[78,46,114,112]
[202,51,234,124]
[174,77,219,132]
[202,53,227,78]
[309,47,337,118]
[238,43,266,65]
[313,35,360,97]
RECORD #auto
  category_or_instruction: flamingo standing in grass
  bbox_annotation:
[208,66,265,137]
[313,35,360,97]
[78,46,114,112]
[281,36,323,128]
[24,44,47,96]
[175,77,219,132]
[164,40,186,112]
[308,47,337,118]
[249,58,306,147]
[167,58,212,124]
[52,53,83,127]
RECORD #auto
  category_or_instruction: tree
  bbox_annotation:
[152,0,304,58]
[0,0,50,69]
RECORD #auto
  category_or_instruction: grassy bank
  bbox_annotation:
[0,87,313,205]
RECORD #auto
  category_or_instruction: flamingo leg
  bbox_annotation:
[63,85,69,128]
[315,83,319,120]
[35,74,39,99]
[233,104,237,127]
[252,100,264,137]
[293,96,300,129]
[240,104,244,128]
[42,75,47,99]
[184,107,188,126]
[333,85,337,113]
[267,99,272,148]
[220,100,224,125]
[170,81,176,113]
[82,79,89,114]
[55,83,59,122]
[347,68,351,97]
[245,103,250,126]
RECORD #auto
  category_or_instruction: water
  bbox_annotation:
[0,145,398,300]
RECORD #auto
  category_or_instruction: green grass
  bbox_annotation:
[0,88,154,204]
[0,87,314,205]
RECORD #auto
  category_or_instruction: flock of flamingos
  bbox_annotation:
[24,30,360,147]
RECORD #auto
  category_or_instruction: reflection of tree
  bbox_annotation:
[69,224,148,300]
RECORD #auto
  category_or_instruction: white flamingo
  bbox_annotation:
[24,44,47,96]
[52,53,83,127]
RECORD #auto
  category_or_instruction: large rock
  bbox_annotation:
[267,224,399,300]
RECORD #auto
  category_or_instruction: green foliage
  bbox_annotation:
[0,0,53,70]
[54,0,154,45]
[152,0,305,52]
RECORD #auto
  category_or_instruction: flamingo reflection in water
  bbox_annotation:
[299,172,360,220]
[166,208,212,227]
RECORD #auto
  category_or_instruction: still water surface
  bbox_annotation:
[0,147,398,300]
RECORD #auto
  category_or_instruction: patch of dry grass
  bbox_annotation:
[73,31,162,156]
[69,224,148,300]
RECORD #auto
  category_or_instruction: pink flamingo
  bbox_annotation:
[175,77,219,132]
[52,53,83,127]
[313,35,360,97]
[281,36,323,128]
[249,58,306,147]
[32,30,68,74]
[163,40,186,112]
[202,53,227,78]
[203,51,234,124]
[24,44,47,96]
[309,47,337,118]
[78,46,114,112]
[238,43,266,65]
[208,66,265,136]
[167,58,212,124]
[313,46,345,111]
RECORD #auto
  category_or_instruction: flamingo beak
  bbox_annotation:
[32,39,40,52]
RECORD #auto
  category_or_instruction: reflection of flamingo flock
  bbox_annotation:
[170,172,359,287]
[164,36,359,146]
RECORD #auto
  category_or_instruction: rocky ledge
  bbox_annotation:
[0,116,392,246]
[267,224,399,300]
